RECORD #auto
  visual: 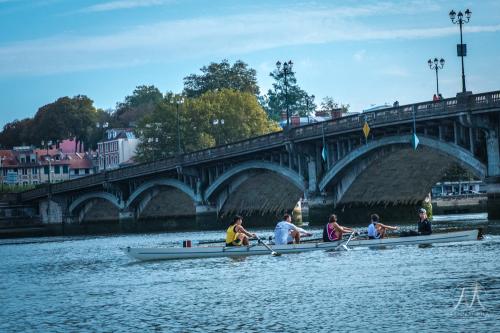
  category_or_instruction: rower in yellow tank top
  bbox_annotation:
[225,215,256,246]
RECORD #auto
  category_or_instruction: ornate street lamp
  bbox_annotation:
[276,60,293,129]
[176,97,184,154]
[428,58,445,97]
[212,119,225,145]
[449,9,471,93]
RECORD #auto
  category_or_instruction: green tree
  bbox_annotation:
[262,61,315,121]
[0,118,33,148]
[134,89,280,162]
[134,96,180,163]
[183,60,260,98]
[320,96,350,114]
[31,96,97,150]
[114,85,163,127]
[186,89,280,148]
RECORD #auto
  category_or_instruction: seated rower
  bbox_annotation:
[225,215,256,246]
[274,214,312,245]
[418,208,432,235]
[323,214,354,242]
[367,214,398,239]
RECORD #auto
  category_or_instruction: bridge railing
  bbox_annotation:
[20,90,500,201]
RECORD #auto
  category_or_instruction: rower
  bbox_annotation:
[367,214,398,239]
[274,214,311,245]
[323,214,354,242]
[417,208,432,235]
[225,215,256,246]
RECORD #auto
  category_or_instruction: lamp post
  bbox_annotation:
[176,97,184,154]
[449,9,471,94]
[276,60,293,129]
[148,137,159,161]
[305,94,315,124]
[212,119,225,145]
[428,58,445,97]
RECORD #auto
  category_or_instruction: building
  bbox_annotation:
[0,145,96,187]
[97,129,139,172]
[431,181,485,197]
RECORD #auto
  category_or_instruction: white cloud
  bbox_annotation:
[1,5,499,76]
[82,0,167,13]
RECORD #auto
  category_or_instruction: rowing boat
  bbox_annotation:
[124,229,480,261]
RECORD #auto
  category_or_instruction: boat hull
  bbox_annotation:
[124,229,479,261]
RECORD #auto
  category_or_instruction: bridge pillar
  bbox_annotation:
[195,204,219,229]
[117,208,137,232]
[307,158,318,193]
[39,199,63,224]
[486,128,500,219]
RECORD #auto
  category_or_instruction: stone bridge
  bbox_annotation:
[21,91,500,227]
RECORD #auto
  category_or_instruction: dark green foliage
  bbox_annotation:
[261,61,316,121]
[114,85,163,127]
[183,60,259,98]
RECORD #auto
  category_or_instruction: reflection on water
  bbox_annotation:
[0,215,499,332]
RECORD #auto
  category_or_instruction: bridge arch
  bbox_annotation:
[69,191,124,214]
[318,135,486,205]
[126,178,197,208]
[204,160,306,201]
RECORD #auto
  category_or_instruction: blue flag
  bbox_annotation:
[322,146,327,161]
[411,133,419,150]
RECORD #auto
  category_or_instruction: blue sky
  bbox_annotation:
[0,0,499,127]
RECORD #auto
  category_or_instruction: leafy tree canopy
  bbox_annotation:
[134,89,280,162]
[114,85,163,127]
[262,61,316,121]
[320,96,350,114]
[183,60,260,98]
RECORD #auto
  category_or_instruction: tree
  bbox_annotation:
[262,61,316,122]
[0,118,33,148]
[320,96,349,114]
[134,95,180,163]
[183,60,260,98]
[134,89,280,162]
[186,89,280,148]
[114,85,163,127]
[31,96,97,150]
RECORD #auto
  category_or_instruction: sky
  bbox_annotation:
[0,0,499,128]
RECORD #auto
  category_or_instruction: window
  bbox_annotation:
[32,168,38,175]
[22,169,28,175]
[85,169,90,174]
[44,166,49,175]
[74,169,80,175]
[54,165,60,174]
[63,165,68,174]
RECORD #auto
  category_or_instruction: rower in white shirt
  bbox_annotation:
[274,214,312,245]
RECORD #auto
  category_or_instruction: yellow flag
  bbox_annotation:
[363,121,370,139]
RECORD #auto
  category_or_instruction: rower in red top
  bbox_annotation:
[323,214,354,242]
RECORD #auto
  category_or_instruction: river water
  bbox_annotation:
[1,215,499,332]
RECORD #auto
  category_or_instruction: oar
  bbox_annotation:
[335,231,356,251]
[255,235,281,256]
